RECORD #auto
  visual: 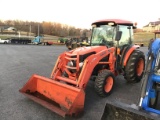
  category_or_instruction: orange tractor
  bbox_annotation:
[19,19,145,117]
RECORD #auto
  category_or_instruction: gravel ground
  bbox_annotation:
[0,44,155,120]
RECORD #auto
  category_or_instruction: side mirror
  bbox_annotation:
[133,26,137,29]
[115,31,122,41]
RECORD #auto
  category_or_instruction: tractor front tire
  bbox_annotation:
[94,70,115,97]
[124,50,145,83]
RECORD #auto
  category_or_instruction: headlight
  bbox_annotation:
[67,61,83,73]
[79,62,83,68]
[68,61,74,67]
[67,61,76,73]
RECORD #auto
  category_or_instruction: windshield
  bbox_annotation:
[91,25,116,46]
[91,25,133,47]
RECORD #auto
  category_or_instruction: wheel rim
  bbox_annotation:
[136,58,144,76]
[104,76,113,93]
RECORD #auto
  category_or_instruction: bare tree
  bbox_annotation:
[0,19,88,37]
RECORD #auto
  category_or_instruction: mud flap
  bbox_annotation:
[101,100,158,120]
[19,74,85,117]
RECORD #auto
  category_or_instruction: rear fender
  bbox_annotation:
[123,45,139,67]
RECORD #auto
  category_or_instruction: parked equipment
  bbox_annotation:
[0,38,10,44]
[135,43,144,47]
[65,37,90,50]
[102,31,160,120]
[138,31,160,114]
[32,36,53,45]
[10,37,31,44]
[19,19,145,117]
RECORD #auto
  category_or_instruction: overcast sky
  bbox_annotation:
[0,0,159,29]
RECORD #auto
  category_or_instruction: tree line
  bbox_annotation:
[0,20,90,37]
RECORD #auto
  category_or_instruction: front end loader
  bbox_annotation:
[19,19,145,118]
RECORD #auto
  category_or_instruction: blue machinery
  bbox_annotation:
[101,34,160,120]
[139,38,160,114]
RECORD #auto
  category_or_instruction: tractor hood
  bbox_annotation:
[69,46,108,55]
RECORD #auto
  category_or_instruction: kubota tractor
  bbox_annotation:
[19,19,145,117]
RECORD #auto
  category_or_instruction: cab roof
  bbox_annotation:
[92,19,133,26]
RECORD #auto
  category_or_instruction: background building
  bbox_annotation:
[143,18,160,32]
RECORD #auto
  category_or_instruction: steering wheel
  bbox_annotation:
[99,39,108,46]
[100,39,114,46]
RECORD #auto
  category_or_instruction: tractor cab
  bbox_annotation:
[90,19,136,50]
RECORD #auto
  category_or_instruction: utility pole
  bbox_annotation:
[29,25,31,40]
[18,31,21,40]
[38,23,39,36]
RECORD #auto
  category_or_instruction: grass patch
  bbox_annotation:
[133,32,155,46]
[0,36,11,39]
[134,32,154,41]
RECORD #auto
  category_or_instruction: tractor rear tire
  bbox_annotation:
[94,70,115,97]
[124,50,145,83]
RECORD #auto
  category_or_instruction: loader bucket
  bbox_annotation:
[19,74,85,117]
[101,100,158,120]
